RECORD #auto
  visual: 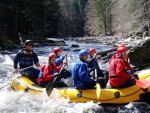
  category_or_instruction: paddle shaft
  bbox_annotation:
[18,66,33,72]
[95,68,101,100]
[66,56,68,68]
[95,68,97,79]
[46,64,65,96]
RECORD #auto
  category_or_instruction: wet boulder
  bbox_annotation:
[128,37,150,68]
[47,38,68,46]
[71,44,80,48]
[34,38,68,46]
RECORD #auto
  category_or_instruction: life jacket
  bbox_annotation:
[109,59,118,78]
[109,56,131,87]
[87,58,94,68]
[19,50,34,68]
[37,64,55,84]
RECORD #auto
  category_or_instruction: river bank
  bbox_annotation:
[65,35,145,48]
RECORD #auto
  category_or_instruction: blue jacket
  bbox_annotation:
[71,59,94,88]
[55,56,65,66]
[14,49,39,69]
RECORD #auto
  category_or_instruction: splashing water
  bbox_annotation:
[0,89,102,113]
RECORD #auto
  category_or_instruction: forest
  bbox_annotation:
[0,0,149,45]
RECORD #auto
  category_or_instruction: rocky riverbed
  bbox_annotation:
[1,34,150,70]
[65,35,150,70]
[65,35,144,48]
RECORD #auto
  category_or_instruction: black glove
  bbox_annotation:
[131,74,139,80]
[131,77,136,84]
[89,71,94,77]
[53,73,60,77]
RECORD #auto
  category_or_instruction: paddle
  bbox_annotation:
[18,66,33,72]
[66,55,68,69]
[13,65,34,73]
[136,79,150,89]
[46,64,65,96]
[95,68,101,100]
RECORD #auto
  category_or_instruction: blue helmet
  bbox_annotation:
[78,50,89,56]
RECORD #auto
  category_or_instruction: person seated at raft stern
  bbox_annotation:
[37,53,68,88]
[53,47,71,80]
[13,40,40,83]
[87,48,108,87]
[109,44,139,88]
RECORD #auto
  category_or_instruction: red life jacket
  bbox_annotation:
[109,56,131,87]
[37,64,54,84]
[37,63,62,84]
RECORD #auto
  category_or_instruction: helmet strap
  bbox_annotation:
[55,52,59,58]
[80,56,86,63]
[48,58,55,66]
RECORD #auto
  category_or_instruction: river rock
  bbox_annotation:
[71,44,80,48]
[35,38,68,46]
[45,38,67,46]
[128,37,150,68]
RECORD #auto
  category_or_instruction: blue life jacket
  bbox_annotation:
[14,49,39,69]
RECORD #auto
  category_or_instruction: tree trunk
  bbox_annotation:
[12,0,18,36]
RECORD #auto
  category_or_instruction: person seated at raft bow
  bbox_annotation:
[37,53,68,88]
[71,50,105,89]
[13,40,40,83]
[53,47,71,80]
[87,48,108,87]
[109,44,139,88]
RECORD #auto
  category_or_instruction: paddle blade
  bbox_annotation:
[46,81,54,96]
[46,65,65,96]
[96,83,101,100]
[136,79,150,89]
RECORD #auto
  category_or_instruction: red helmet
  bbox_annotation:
[118,44,126,48]
[48,53,56,59]
[53,47,62,53]
[88,48,96,53]
[117,47,127,53]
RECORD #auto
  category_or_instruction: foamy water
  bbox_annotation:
[0,88,101,113]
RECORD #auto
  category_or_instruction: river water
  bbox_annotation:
[0,40,150,113]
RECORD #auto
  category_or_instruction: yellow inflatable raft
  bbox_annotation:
[11,69,150,104]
